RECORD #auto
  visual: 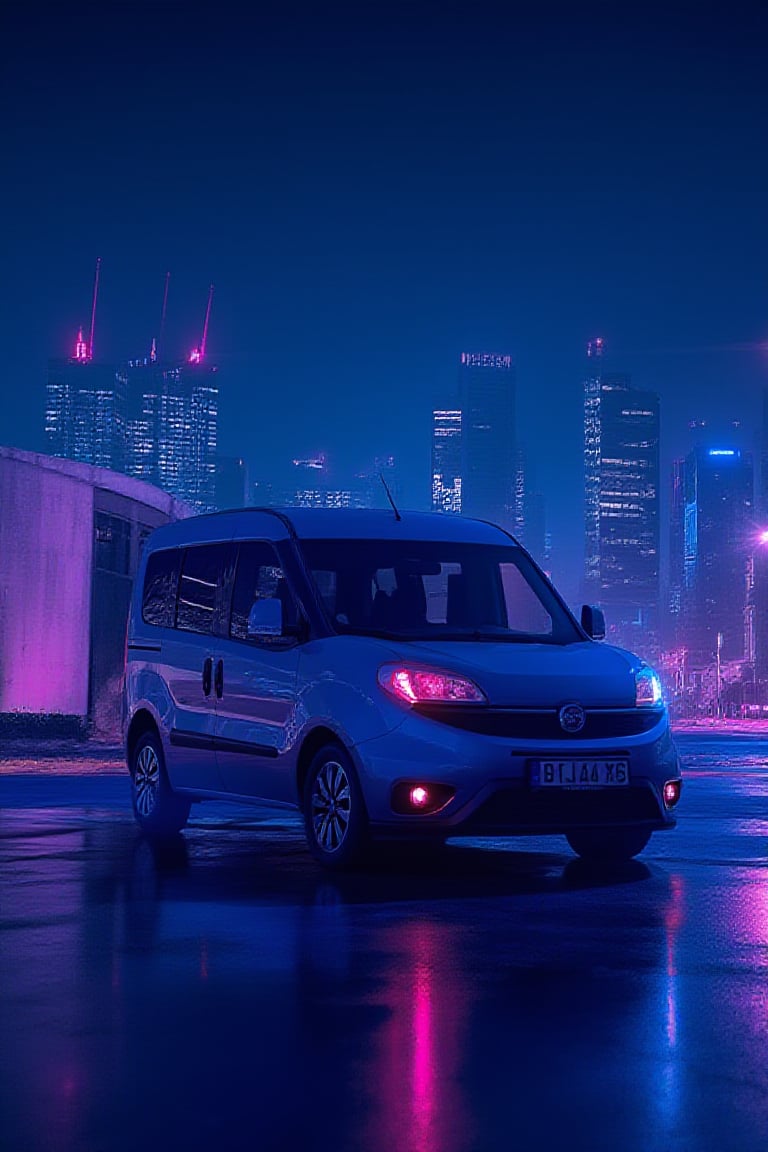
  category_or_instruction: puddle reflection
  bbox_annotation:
[3,810,767,1151]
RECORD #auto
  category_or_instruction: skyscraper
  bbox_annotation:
[583,337,604,589]
[431,408,462,513]
[124,357,219,514]
[667,458,686,635]
[124,356,163,485]
[679,446,754,663]
[45,330,126,472]
[458,352,516,527]
[583,342,660,631]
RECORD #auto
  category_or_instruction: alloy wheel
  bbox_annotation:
[134,744,160,817]
[311,759,352,853]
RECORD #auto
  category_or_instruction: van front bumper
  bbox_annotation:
[355,707,681,837]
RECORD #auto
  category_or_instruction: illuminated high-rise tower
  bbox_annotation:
[124,357,218,513]
[45,260,127,472]
[678,446,754,663]
[583,341,660,633]
[667,457,686,635]
[124,284,219,513]
[583,337,605,588]
[458,352,516,527]
[431,408,462,513]
[45,342,127,471]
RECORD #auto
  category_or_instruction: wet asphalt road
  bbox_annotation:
[1,734,767,1152]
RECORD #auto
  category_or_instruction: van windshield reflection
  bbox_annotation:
[299,539,581,644]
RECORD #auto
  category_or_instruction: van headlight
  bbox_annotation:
[378,664,486,705]
[635,666,663,707]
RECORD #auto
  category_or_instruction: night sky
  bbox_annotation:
[3,1,767,595]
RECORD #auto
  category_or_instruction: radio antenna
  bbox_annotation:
[380,473,401,522]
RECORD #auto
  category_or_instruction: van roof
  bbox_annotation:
[144,507,517,550]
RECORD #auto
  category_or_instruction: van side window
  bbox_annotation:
[230,541,298,642]
[142,548,180,627]
[176,544,230,635]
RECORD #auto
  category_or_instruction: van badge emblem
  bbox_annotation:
[559,703,586,733]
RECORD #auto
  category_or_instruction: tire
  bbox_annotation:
[130,730,191,839]
[303,743,369,870]
[566,827,652,862]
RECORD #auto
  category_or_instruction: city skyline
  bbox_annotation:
[14,266,768,716]
[28,283,767,597]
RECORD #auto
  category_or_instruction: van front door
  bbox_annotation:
[214,540,301,802]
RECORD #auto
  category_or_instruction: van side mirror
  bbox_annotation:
[247,598,282,638]
[581,604,606,641]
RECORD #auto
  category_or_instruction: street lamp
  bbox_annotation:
[716,630,723,719]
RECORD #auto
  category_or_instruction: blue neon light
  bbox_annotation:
[708,449,737,457]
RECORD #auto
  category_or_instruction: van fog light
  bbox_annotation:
[391,782,455,815]
[663,780,682,809]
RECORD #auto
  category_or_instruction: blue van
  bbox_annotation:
[123,508,682,868]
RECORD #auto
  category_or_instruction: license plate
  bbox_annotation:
[531,760,629,788]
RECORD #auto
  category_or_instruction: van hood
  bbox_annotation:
[392,640,641,709]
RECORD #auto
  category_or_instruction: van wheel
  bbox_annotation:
[566,827,651,861]
[303,744,369,870]
[130,731,191,838]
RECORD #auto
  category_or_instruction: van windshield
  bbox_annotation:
[299,539,582,644]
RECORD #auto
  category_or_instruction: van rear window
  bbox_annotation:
[141,549,180,627]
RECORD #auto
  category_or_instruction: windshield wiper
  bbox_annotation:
[418,630,571,644]
[334,626,404,640]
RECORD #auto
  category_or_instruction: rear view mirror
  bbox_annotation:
[581,604,606,641]
[397,558,442,577]
[247,598,282,638]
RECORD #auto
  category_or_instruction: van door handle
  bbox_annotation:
[202,657,213,697]
[214,659,224,700]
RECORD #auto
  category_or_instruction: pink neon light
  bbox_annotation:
[74,327,88,361]
[188,348,201,364]
[410,786,429,808]
[360,920,473,1151]
[760,530,768,546]
[412,961,434,1143]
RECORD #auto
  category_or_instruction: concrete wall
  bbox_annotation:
[0,452,94,715]
[0,447,190,724]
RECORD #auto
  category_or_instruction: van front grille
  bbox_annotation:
[413,705,663,740]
